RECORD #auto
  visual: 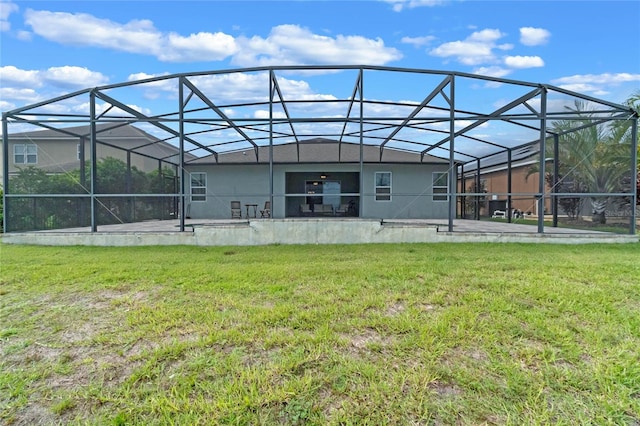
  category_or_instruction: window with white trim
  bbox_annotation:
[13,144,37,164]
[433,171,448,201]
[375,171,391,201]
[190,172,207,202]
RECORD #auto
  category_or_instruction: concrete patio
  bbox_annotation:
[2,218,637,246]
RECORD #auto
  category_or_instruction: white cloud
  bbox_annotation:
[384,0,447,12]
[473,66,512,79]
[429,28,508,65]
[429,119,489,132]
[123,72,340,107]
[554,84,609,96]
[128,72,173,90]
[0,99,16,111]
[468,29,504,43]
[16,29,31,40]
[23,9,401,66]
[0,1,18,31]
[551,73,640,96]
[127,72,176,100]
[0,65,109,110]
[72,102,152,117]
[430,40,493,65]
[254,110,287,119]
[519,27,550,46]
[0,86,41,102]
[128,72,167,83]
[504,55,544,69]
[24,10,164,55]
[190,73,271,103]
[232,25,402,67]
[43,66,109,88]
[162,32,238,62]
[0,1,18,20]
[401,35,437,48]
[24,9,237,62]
[552,73,640,86]
[0,65,42,88]
[188,71,339,106]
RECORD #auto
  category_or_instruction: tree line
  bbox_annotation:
[540,92,639,224]
[4,157,178,232]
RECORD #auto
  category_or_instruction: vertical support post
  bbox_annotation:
[157,159,163,219]
[460,164,465,219]
[79,136,86,188]
[90,91,98,232]
[126,151,132,222]
[448,75,455,232]
[537,87,548,234]
[178,77,186,232]
[552,134,559,228]
[157,159,162,212]
[2,114,9,233]
[173,163,179,218]
[475,159,481,221]
[359,67,364,217]
[507,148,512,223]
[125,152,132,193]
[79,136,86,225]
[269,70,274,217]
[630,117,637,235]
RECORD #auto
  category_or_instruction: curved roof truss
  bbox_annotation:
[3,65,636,167]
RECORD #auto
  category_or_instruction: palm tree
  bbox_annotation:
[537,99,633,224]
[606,91,640,209]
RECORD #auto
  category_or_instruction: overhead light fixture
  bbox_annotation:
[320,173,327,179]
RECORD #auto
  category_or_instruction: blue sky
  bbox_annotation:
[1,0,639,110]
[0,0,639,157]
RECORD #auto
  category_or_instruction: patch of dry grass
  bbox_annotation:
[1,242,639,424]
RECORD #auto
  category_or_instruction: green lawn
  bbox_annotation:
[1,242,639,425]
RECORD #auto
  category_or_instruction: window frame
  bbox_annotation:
[190,172,207,202]
[13,144,38,165]
[432,171,449,202]
[374,171,392,202]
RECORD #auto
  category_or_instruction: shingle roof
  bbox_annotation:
[8,123,194,164]
[188,138,450,164]
[461,144,540,173]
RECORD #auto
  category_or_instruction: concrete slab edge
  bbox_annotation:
[1,223,637,247]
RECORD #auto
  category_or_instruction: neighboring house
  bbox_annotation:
[185,138,452,220]
[1,123,186,182]
[459,145,552,217]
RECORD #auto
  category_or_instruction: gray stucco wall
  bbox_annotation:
[360,164,450,219]
[186,164,271,219]
[185,162,450,220]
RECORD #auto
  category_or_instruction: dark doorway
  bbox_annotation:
[285,172,359,217]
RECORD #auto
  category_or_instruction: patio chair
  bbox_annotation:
[260,201,271,218]
[491,210,506,219]
[335,204,349,216]
[231,201,242,219]
[300,204,312,216]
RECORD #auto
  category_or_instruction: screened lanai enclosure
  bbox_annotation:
[2,65,638,240]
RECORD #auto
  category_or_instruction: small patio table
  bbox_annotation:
[245,203,258,218]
